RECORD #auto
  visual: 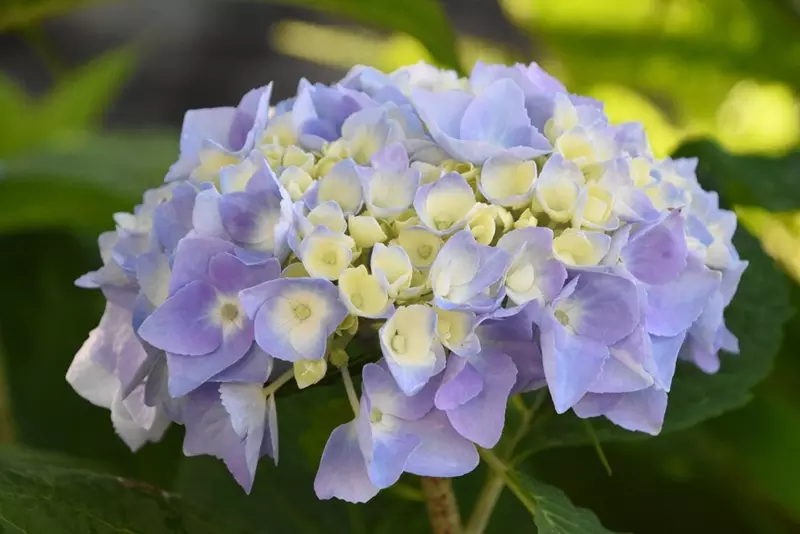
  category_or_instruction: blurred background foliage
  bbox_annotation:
[0,0,798,533]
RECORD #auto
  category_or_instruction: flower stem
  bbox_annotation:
[420,476,463,534]
[340,365,360,416]
[465,391,546,534]
[262,368,294,398]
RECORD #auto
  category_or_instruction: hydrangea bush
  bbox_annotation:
[67,61,746,504]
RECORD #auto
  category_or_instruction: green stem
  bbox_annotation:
[262,368,295,397]
[420,476,463,534]
[478,449,537,515]
[465,473,505,534]
[465,391,546,533]
[340,365,360,416]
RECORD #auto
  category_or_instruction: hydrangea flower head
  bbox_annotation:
[68,60,747,501]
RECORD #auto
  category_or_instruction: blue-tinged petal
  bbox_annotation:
[645,255,721,337]
[604,387,668,435]
[153,182,198,253]
[430,230,510,312]
[434,354,483,411]
[470,61,566,129]
[401,409,479,478]
[572,392,622,419]
[211,344,273,384]
[228,83,272,154]
[647,332,685,391]
[138,280,221,356]
[411,88,472,139]
[169,236,234,294]
[497,227,567,304]
[241,277,348,362]
[362,362,437,421]
[539,312,609,413]
[460,79,533,146]
[315,421,380,503]
[357,401,419,489]
[359,144,419,218]
[554,270,640,346]
[219,383,268,482]
[166,107,237,182]
[182,385,269,493]
[207,253,280,295]
[622,211,688,285]
[589,325,654,394]
[443,350,517,448]
[166,323,254,397]
[191,187,226,239]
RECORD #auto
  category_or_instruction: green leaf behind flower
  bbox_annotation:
[258,0,462,72]
[521,474,619,534]
[0,131,177,233]
[0,445,251,534]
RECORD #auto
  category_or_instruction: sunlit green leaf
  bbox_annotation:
[39,46,136,134]
[0,131,176,233]
[0,445,250,534]
[259,0,462,72]
[0,0,115,30]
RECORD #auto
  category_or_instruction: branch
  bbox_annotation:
[420,476,463,534]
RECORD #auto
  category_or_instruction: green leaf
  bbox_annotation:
[0,445,250,534]
[39,46,136,136]
[520,474,619,534]
[0,131,177,233]
[480,450,617,533]
[673,140,800,213]
[259,0,462,72]
[0,0,113,29]
[0,47,135,158]
[0,232,183,487]
[521,141,795,452]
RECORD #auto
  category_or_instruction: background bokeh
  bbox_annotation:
[0,1,798,533]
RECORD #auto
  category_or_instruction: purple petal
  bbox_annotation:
[138,281,221,356]
[562,270,640,345]
[589,326,653,394]
[315,421,380,503]
[645,255,721,336]
[362,362,437,421]
[605,387,668,435]
[402,409,479,477]
[208,253,280,294]
[182,386,265,493]
[242,277,348,362]
[622,212,688,285]
[647,332,685,391]
[434,355,484,411]
[211,344,273,384]
[540,316,609,413]
[444,350,517,448]
[166,322,254,397]
[357,401,419,489]
[460,79,531,145]
[169,236,234,294]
